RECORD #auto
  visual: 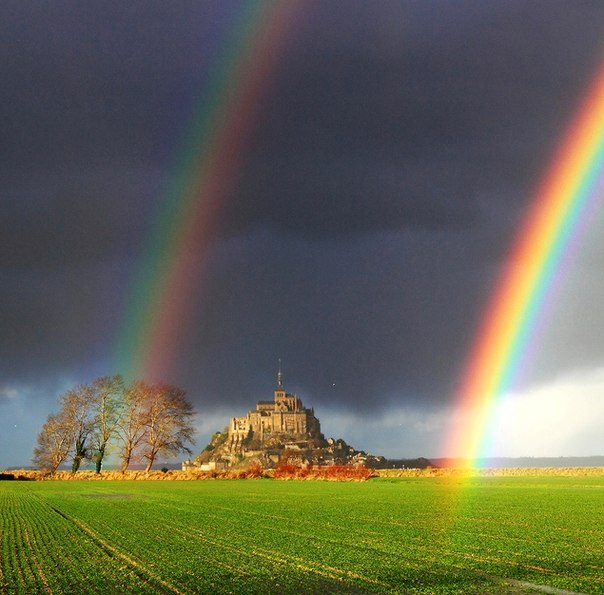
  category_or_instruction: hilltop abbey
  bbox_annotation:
[184,364,386,470]
[228,364,322,451]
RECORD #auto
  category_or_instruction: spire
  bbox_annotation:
[277,359,283,389]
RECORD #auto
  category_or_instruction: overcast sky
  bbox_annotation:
[2,1,604,468]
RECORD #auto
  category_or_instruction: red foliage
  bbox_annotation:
[273,463,373,481]
[273,463,299,479]
[242,461,264,479]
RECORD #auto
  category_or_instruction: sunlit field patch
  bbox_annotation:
[1,474,603,593]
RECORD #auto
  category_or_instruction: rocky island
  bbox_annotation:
[183,366,385,471]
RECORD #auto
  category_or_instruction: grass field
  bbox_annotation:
[1,475,603,594]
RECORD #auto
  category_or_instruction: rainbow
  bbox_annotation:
[445,64,604,464]
[112,2,301,382]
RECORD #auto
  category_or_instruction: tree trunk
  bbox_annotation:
[145,453,155,472]
[72,435,87,473]
[120,444,134,473]
[95,445,105,474]
[72,454,83,473]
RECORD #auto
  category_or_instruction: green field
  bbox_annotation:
[1,476,603,594]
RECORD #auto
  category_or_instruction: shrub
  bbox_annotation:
[273,462,299,479]
[273,462,374,481]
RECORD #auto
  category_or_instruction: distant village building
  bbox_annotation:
[228,363,322,451]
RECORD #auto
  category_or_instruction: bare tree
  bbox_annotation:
[116,380,149,472]
[32,411,73,473]
[60,384,94,472]
[89,375,124,473]
[140,384,196,472]
[32,377,197,474]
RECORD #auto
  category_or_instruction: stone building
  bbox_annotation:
[184,365,387,470]
[228,364,322,451]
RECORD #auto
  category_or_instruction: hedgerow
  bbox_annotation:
[272,463,375,481]
[6,462,376,481]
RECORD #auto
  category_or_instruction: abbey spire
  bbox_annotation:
[277,359,283,390]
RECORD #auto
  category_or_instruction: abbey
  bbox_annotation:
[184,366,386,470]
[228,364,322,451]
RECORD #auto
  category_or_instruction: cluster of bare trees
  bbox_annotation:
[33,375,196,473]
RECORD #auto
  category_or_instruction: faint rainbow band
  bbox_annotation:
[112,2,301,382]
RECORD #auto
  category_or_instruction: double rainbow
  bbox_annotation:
[112,4,604,461]
[446,65,604,464]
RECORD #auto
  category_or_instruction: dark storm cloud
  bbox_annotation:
[0,1,258,271]
[175,227,492,415]
[225,1,604,240]
[0,168,160,270]
[3,1,603,256]
[2,1,604,466]
[0,2,239,167]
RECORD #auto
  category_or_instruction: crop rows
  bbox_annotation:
[0,489,159,593]
[1,476,603,593]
